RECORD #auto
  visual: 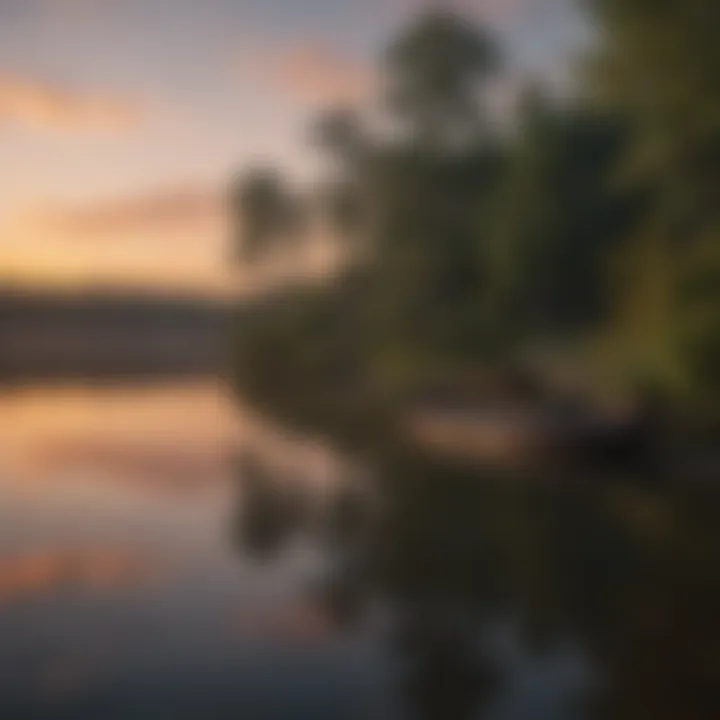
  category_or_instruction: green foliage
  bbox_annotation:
[491,92,635,341]
[368,145,505,361]
[385,10,499,150]
[591,0,720,417]
[232,3,719,433]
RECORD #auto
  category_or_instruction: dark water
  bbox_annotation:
[0,381,718,719]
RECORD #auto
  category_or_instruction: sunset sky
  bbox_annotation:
[0,0,585,297]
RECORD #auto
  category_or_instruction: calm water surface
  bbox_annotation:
[0,381,718,719]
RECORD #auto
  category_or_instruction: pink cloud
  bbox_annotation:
[239,43,375,109]
[4,186,224,247]
[0,73,141,135]
[0,548,160,605]
[53,186,224,239]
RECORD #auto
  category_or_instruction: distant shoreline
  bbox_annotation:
[0,288,234,380]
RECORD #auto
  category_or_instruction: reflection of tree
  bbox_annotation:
[392,602,497,720]
[231,452,311,559]
[230,444,720,720]
[323,480,372,549]
[595,486,720,720]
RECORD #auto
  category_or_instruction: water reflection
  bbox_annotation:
[232,443,720,720]
[0,382,719,718]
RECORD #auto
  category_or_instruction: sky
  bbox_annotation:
[0,0,587,297]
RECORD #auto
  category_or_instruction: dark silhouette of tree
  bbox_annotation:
[591,0,720,420]
[385,10,499,150]
[312,107,366,169]
[232,452,309,559]
[312,108,370,242]
[231,1,720,463]
[233,167,303,262]
[489,88,634,340]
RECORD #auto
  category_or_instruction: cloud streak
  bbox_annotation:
[0,548,160,605]
[2,186,225,247]
[52,187,225,240]
[0,184,234,295]
[240,43,375,108]
[0,73,141,134]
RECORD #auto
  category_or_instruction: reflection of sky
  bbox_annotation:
[0,381,390,717]
[0,0,586,294]
[484,619,596,720]
[0,381,348,494]
[0,379,603,718]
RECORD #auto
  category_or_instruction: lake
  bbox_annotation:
[0,380,718,719]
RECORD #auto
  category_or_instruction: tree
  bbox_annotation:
[591,0,720,418]
[311,108,370,242]
[311,107,366,169]
[353,10,505,371]
[489,88,633,342]
[385,10,499,151]
[233,167,303,262]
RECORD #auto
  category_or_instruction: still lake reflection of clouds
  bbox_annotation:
[0,382,398,719]
[1,380,715,718]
